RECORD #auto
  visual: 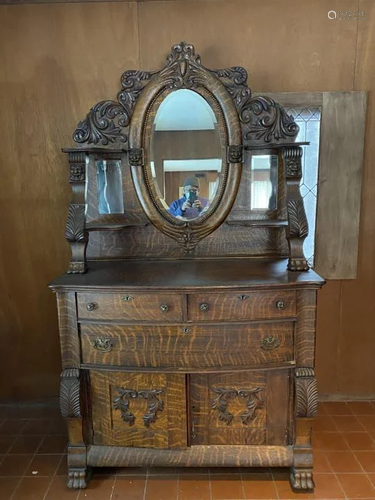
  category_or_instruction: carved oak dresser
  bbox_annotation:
[50,42,325,491]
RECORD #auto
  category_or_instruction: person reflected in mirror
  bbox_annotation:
[168,177,209,219]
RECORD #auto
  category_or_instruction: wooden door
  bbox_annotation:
[189,370,291,446]
[90,371,187,449]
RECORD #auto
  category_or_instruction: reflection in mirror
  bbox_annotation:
[96,160,124,214]
[150,89,222,220]
[250,155,278,210]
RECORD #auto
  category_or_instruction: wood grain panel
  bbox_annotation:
[56,292,80,368]
[80,322,295,369]
[187,290,296,322]
[190,370,289,446]
[87,444,293,468]
[90,371,187,449]
[315,91,367,279]
[77,292,183,322]
[295,290,317,367]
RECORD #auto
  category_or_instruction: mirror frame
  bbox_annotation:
[128,46,242,251]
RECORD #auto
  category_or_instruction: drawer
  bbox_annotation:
[77,293,183,322]
[187,290,296,322]
[80,322,294,369]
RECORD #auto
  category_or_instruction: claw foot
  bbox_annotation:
[290,468,314,491]
[67,468,91,489]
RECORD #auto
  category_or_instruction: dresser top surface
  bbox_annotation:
[50,258,325,292]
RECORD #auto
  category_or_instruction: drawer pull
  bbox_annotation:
[199,303,209,312]
[261,336,281,350]
[122,295,134,302]
[237,294,250,301]
[92,337,113,353]
[276,301,285,310]
[181,327,191,333]
[160,304,169,313]
[86,302,97,312]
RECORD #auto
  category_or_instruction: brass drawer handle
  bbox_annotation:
[276,301,285,310]
[122,295,134,302]
[160,304,169,313]
[86,302,97,312]
[237,294,250,300]
[261,336,281,350]
[181,327,191,333]
[92,337,113,352]
[199,303,209,312]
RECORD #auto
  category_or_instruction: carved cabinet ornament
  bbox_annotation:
[295,368,318,418]
[113,388,165,427]
[211,387,264,426]
[60,369,81,419]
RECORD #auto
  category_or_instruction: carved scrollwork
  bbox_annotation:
[60,368,81,419]
[113,388,138,425]
[138,389,165,427]
[295,368,318,418]
[287,200,308,239]
[212,388,238,425]
[238,388,264,425]
[66,205,86,243]
[212,387,264,426]
[212,66,299,145]
[113,388,165,427]
[73,71,154,146]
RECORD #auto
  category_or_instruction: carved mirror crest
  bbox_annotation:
[72,41,299,252]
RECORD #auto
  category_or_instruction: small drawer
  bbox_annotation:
[187,291,296,322]
[80,322,294,369]
[77,293,183,322]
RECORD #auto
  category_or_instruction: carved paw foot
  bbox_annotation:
[290,468,314,491]
[67,468,91,489]
[288,258,309,272]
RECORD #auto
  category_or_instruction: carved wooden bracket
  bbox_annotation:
[282,146,309,272]
[211,387,264,426]
[113,388,165,427]
[66,152,88,274]
[295,367,318,418]
[60,368,81,419]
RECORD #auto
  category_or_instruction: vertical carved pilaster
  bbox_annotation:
[66,152,88,274]
[291,367,317,491]
[282,147,309,271]
[60,368,81,418]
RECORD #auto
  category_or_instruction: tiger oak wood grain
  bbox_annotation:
[77,292,184,322]
[90,371,187,449]
[87,444,293,468]
[187,290,296,322]
[80,322,295,369]
[56,292,80,368]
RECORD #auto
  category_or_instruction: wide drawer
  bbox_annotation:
[187,290,296,322]
[80,322,294,369]
[77,293,183,322]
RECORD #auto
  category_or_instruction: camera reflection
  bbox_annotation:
[168,176,209,220]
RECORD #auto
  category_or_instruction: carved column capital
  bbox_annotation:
[282,146,303,178]
[68,152,86,182]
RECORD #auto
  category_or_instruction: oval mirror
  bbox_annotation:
[149,89,222,221]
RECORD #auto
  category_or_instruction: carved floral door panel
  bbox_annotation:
[189,370,291,446]
[90,371,187,449]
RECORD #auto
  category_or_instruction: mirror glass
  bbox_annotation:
[96,159,124,214]
[250,155,278,211]
[150,89,222,220]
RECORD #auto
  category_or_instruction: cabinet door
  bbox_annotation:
[190,370,290,446]
[90,371,187,449]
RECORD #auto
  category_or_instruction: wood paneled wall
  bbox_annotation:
[0,0,374,399]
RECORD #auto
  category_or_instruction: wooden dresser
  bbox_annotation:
[50,41,325,491]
